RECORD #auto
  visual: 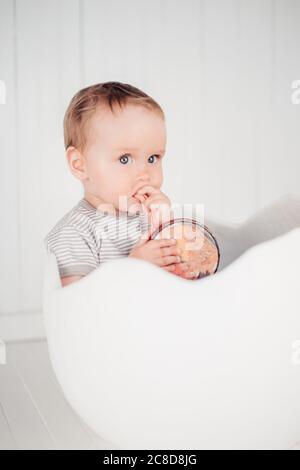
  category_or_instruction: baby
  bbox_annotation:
[44,81,198,287]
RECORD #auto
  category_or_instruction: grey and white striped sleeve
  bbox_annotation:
[44,224,100,278]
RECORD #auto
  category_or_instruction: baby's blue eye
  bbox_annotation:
[119,154,160,165]
[148,155,159,164]
[119,154,132,165]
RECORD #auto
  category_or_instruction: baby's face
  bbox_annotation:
[82,103,166,214]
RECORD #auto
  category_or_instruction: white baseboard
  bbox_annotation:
[0,311,46,343]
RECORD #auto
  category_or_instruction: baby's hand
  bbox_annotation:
[133,185,172,232]
[128,237,181,274]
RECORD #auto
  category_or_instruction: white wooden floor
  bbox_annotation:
[0,339,118,450]
[2,340,300,450]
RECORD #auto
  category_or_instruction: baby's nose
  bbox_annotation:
[136,174,150,186]
[133,174,151,195]
[138,173,150,181]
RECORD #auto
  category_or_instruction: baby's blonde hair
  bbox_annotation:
[63,81,165,152]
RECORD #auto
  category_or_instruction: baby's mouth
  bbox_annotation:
[132,193,147,203]
[127,193,149,215]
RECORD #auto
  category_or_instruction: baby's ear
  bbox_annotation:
[66,146,88,181]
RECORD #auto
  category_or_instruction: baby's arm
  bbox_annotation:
[45,224,99,288]
[61,275,84,287]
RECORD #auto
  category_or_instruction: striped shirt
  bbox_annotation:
[44,198,150,278]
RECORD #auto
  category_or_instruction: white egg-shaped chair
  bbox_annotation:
[42,194,300,450]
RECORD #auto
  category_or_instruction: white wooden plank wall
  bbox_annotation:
[0,0,299,332]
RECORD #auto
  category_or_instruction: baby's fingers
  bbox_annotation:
[157,255,181,267]
[133,194,146,203]
[136,185,160,197]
